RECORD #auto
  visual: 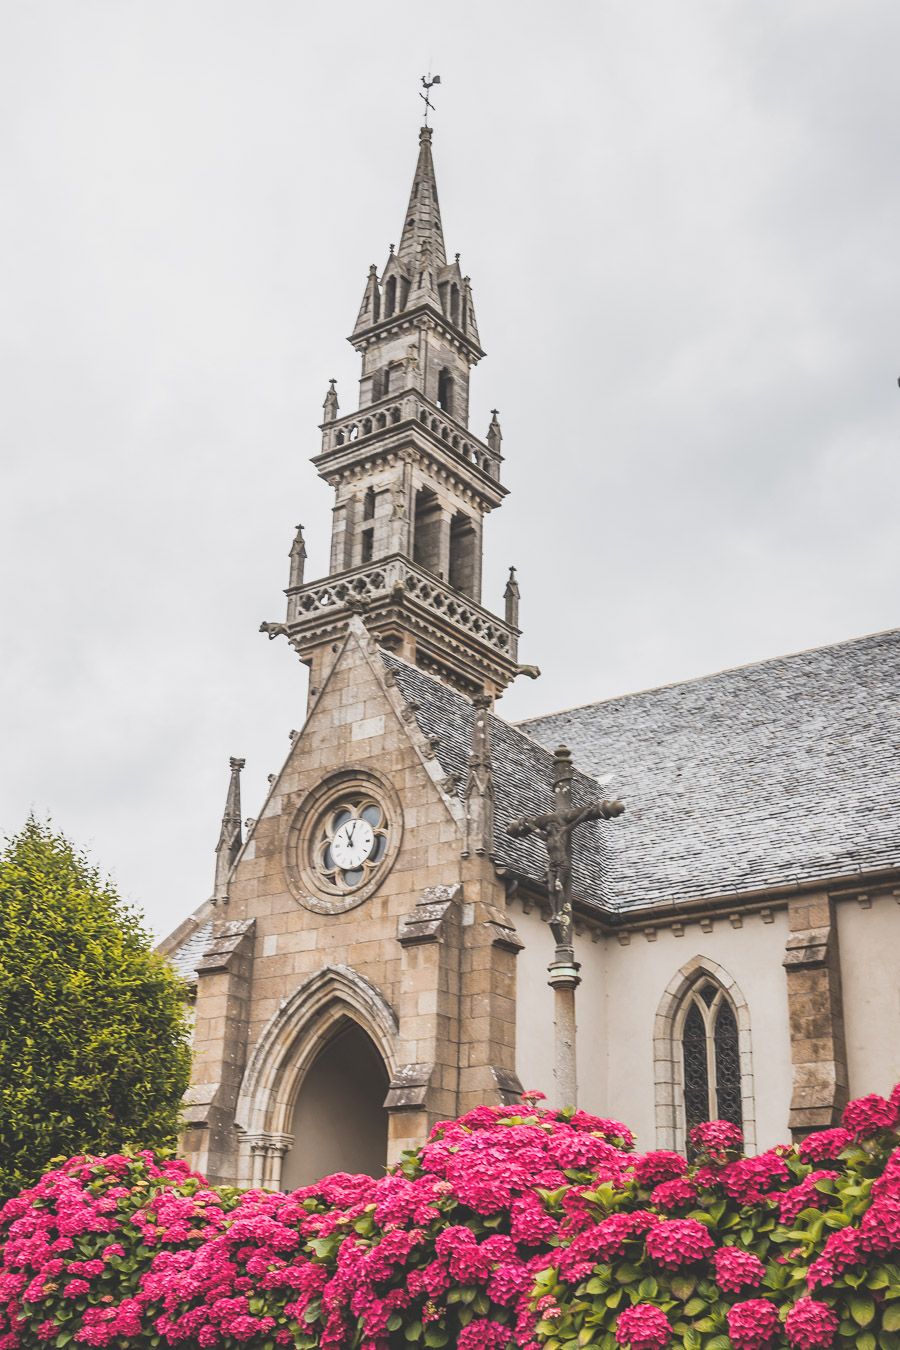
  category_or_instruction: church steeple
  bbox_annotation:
[265,124,523,705]
[351,126,481,363]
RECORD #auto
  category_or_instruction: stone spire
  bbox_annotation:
[397,125,447,271]
[288,524,307,589]
[463,694,494,858]
[212,757,245,904]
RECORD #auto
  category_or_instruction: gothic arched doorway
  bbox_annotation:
[280,1020,389,1189]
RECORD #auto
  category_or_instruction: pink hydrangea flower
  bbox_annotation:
[727,1299,781,1350]
[568,1112,635,1149]
[689,1119,744,1159]
[785,1298,840,1350]
[645,1218,714,1269]
[860,1195,900,1253]
[714,1246,766,1292]
[798,1129,852,1164]
[456,1318,512,1350]
[807,1227,863,1289]
[633,1152,688,1187]
[842,1093,897,1137]
[719,1152,789,1205]
[778,1171,839,1224]
[650,1178,697,1212]
[615,1303,671,1350]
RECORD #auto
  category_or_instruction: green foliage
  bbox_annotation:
[0,818,191,1198]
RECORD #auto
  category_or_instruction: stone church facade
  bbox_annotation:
[159,124,900,1189]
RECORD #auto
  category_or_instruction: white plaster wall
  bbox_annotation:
[837,896,900,1097]
[600,914,794,1152]
[514,908,608,1112]
[516,908,803,1151]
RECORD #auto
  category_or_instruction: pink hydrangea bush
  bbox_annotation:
[0,1086,897,1350]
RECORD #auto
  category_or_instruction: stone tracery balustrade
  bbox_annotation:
[289,556,517,662]
[321,394,500,480]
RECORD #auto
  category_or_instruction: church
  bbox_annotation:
[159,122,900,1190]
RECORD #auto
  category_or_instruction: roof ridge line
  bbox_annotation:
[517,625,900,727]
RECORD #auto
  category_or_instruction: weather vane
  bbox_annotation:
[420,72,441,124]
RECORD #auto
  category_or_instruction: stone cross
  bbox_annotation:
[508,745,624,955]
[507,745,624,1107]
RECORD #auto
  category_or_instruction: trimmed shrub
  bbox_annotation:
[0,1086,899,1349]
[0,819,192,1200]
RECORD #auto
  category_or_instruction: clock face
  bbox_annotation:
[331,818,375,869]
[313,797,390,894]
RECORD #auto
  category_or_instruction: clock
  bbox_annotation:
[286,772,402,914]
[331,818,375,869]
[315,797,389,892]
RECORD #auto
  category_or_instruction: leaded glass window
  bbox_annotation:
[680,980,742,1140]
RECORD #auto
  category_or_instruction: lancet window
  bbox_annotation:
[653,958,755,1152]
[680,978,743,1141]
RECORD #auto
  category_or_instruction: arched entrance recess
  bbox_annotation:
[282,1020,389,1189]
[235,964,398,1189]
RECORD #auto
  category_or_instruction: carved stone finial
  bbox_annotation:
[322,379,339,423]
[487,409,503,455]
[288,524,307,589]
[504,565,520,629]
[463,695,495,858]
[212,757,245,905]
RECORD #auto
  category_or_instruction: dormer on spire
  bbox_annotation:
[212,757,245,904]
[354,266,381,332]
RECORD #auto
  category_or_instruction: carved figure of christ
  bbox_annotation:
[507,747,624,953]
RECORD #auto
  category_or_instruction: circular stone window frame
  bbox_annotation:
[285,767,404,915]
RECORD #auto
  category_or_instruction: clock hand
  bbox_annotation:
[346,822,355,846]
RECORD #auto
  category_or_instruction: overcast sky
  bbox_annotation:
[1,1,898,939]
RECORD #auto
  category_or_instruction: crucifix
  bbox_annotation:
[507,745,624,1108]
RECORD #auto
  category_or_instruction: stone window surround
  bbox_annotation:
[283,766,404,915]
[653,955,756,1154]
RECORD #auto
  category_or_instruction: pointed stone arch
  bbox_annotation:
[653,955,755,1154]
[235,964,399,1187]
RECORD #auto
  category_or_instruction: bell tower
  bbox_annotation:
[264,126,521,705]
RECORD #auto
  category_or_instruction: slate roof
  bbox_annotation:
[168,919,214,984]
[382,653,623,906]
[385,628,900,914]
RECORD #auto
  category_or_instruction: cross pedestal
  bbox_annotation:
[548,953,581,1109]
